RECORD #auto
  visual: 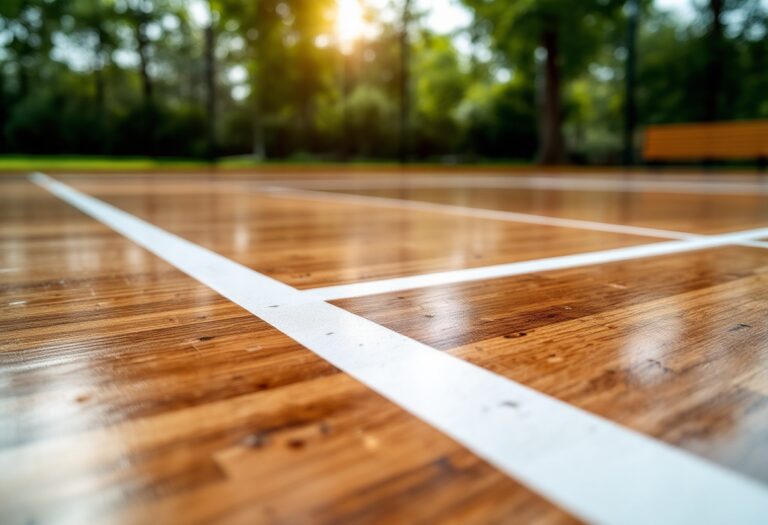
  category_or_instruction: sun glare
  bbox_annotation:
[336,0,365,52]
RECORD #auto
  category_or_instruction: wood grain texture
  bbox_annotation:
[6,170,768,524]
[329,187,768,234]
[62,178,661,289]
[335,246,768,483]
[1,178,576,524]
[644,121,768,160]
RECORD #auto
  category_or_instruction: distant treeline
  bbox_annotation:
[0,0,766,164]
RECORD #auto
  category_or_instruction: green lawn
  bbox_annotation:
[0,154,534,173]
[0,155,212,172]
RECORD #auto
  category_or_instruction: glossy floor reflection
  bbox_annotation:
[332,186,768,234]
[335,246,768,483]
[66,178,661,288]
[4,170,768,524]
[0,177,576,524]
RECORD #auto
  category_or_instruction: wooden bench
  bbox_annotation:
[643,121,768,167]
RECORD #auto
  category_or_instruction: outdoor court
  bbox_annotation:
[3,168,768,524]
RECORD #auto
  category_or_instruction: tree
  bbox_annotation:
[203,0,217,160]
[65,1,118,114]
[635,1,766,127]
[0,0,61,99]
[694,0,756,121]
[121,0,158,154]
[61,0,122,154]
[399,0,413,163]
[706,0,726,121]
[216,0,267,157]
[412,34,469,157]
[2,0,765,163]
[461,0,623,164]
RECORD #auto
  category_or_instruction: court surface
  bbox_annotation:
[3,169,768,524]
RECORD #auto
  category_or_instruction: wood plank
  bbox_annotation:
[644,121,768,160]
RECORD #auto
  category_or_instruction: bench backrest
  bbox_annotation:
[643,121,768,161]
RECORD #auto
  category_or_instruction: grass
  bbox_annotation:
[0,154,535,173]
[0,155,211,172]
[2,155,763,174]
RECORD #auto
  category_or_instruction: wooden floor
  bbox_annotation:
[3,169,768,524]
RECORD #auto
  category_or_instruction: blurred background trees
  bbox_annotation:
[0,0,766,164]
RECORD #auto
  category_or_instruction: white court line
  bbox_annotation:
[258,186,698,241]
[248,186,768,301]
[306,225,768,301]
[258,186,768,250]
[249,174,768,195]
[31,172,768,525]
[744,239,768,249]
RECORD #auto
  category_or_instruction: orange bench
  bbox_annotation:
[643,121,768,165]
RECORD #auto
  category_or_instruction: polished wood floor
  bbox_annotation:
[332,187,768,233]
[3,170,768,524]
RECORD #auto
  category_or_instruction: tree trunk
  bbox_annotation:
[704,0,724,121]
[252,0,266,159]
[135,22,153,107]
[94,62,106,111]
[93,30,107,113]
[537,28,566,165]
[252,62,266,159]
[399,0,412,164]
[134,18,155,155]
[340,51,351,160]
[252,73,266,159]
[623,0,639,166]
[0,73,6,152]
[204,18,217,161]
[93,50,107,154]
[294,2,316,155]
[296,42,315,153]
[17,61,30,100]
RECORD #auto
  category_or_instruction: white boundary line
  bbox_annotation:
[305,226,768,300]
[744,239,768,248]
[255,186,768,251]
[241,186,768,300]
[31,173,768,525]
[248,174,768,195]
[259,186,699,241]
[61,171,768,248]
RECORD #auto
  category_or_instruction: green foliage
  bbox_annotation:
[412,35,468,156]
[1,1,767,163]
[455,81,537,159]
[462,0,624,78]
[637,4,768,125]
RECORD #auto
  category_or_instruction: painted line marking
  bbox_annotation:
[256,186,768,253]
[743,239,768,249]
[53,171,768,195]
[259,186,698,241]
[245,174,768,195]
[305,226,768,301]
[60,173,768,246]
[31,172,768,525]
[236,186,768,301]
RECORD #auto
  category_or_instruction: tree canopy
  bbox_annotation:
[0,0,766,163]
